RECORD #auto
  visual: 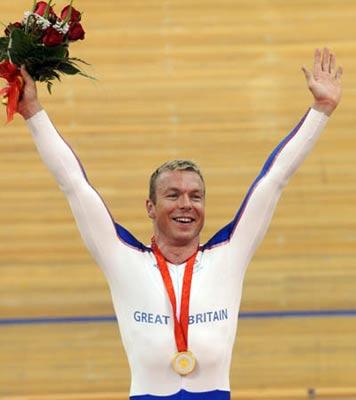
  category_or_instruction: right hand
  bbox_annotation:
[17,66,42,120]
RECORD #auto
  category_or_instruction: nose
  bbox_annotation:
[178,193,192,209]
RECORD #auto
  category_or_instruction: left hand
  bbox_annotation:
[302,48,342,116]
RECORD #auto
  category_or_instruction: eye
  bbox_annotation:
[191,194,203,201]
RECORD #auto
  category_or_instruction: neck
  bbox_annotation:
[153,236,199,264]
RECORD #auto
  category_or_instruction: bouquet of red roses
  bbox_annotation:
[0,0,91,122]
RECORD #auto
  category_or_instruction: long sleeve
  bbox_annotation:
[26,110,120,270]
[203,108,329,270]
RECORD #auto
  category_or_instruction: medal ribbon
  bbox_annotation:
[151,239,198,352]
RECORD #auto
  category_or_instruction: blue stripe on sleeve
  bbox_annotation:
[130,389,230,399]
[115,222,151,252]
[202,109,310,250]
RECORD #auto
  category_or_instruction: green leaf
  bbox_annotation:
[0,37,10,49]
[8,28,36,65]
[41,44,68,60]
[69,56,91,66]
[67,58,96,80]
[57,62,81,75]
[47,81,53,94]
[77,70,96,80]
[0,37,9,62]
[38,69,61,82]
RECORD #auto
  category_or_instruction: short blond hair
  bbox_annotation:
[149,160,205,203]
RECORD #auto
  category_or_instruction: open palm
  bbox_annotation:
[302,48,342,116]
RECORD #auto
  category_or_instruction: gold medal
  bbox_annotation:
[172,351,196,375]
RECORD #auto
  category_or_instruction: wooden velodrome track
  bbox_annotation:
[1,0,356,398]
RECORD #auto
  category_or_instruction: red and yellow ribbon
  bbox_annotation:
[151,238,198,352]
[0,60,23,123]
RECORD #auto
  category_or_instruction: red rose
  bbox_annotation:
[4,22,22,36]
[34,1,55,17]
[61,5,81,22]
[67,22,85,41]
[42,26,64,46]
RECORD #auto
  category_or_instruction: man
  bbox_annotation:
[17,48,342,399]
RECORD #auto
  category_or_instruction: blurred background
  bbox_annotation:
[1,0,356,398]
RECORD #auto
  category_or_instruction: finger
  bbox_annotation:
[321,47,330,72]
[20,65,33,83]
[313,48,322,75]
[329,53,336,74]
[335,66,343,81]
[302,65,313,84]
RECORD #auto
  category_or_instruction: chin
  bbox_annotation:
[172,232,199,246]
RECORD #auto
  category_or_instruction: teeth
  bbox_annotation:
[174,217,193,223]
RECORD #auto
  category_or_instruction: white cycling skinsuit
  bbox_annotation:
[26,108,328,399]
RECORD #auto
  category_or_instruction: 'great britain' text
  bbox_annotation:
[133,309,228,325]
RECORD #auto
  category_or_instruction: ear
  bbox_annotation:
[146,199,156,219]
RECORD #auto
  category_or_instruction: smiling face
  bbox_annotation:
[146,169,205,248]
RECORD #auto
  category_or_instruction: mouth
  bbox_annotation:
[172,217,195,224]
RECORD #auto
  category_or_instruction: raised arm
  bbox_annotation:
[204,49,342,267]
[17,67,121,271]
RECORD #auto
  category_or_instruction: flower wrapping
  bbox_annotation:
[0,0,91,122]
[0,61,23,122]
